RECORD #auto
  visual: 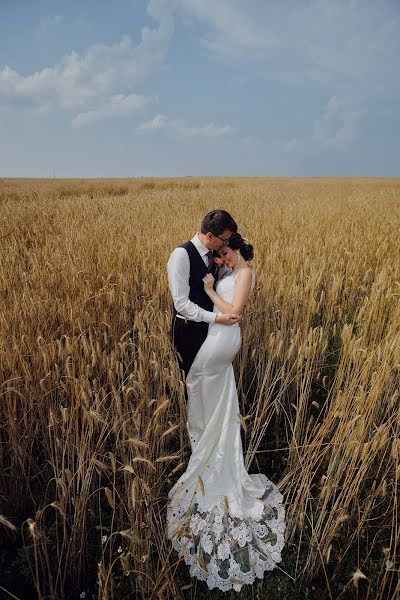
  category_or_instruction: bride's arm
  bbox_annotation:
[203,270,253,316]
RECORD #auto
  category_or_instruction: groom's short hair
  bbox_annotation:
[201,210,238,236]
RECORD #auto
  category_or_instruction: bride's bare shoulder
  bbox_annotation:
[233,267,254,283]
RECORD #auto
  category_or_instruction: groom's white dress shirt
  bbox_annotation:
[167,234,228,323]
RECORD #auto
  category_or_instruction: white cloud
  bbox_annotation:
[181,122,233,137]
[172,0,400,97]
[40,15,63,33]
[312,96,366,149]
[138,113,169,130]
[240,94,365,158]
[72,93,153,127]
[0,3,173,114]
[137,113,234,137]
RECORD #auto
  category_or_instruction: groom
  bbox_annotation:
[167,209,241,379]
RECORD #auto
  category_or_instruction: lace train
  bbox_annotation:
[167,473,286,592]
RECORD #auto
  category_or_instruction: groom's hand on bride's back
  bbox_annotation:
[215,314,241,325]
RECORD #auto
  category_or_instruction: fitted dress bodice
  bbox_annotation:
[211,269,256,326]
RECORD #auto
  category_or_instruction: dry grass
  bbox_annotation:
[0,176,399,599]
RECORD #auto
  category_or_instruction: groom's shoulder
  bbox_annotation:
[168,240,192,261]
[170,240,193,254]
[177,240,193,250]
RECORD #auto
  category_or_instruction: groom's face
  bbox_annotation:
[206,229,233,251]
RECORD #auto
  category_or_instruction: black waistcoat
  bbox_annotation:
[172,240,218,317]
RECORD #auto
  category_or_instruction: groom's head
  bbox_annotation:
[199,209,238,251]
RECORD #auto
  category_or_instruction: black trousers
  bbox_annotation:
[171,315,209,379]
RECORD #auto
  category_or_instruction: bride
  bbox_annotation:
[166,233,286,592]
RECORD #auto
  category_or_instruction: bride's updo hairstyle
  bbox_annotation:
[228,233,254,261]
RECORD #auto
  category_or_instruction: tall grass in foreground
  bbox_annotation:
[0,177,399,599]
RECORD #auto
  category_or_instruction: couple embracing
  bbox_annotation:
[165,209,286,593]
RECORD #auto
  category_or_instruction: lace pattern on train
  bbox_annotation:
[167,474,285,592]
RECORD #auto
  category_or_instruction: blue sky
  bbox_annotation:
[0,0,399,177]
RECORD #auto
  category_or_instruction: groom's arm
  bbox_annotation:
[167,248,217,323]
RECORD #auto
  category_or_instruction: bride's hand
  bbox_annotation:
[202,273,215,292]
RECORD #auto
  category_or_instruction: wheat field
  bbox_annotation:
[0,177,399,600]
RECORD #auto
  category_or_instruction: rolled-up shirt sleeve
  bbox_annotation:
[167,248,217,323]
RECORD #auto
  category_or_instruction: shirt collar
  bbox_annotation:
[191,233,211,257]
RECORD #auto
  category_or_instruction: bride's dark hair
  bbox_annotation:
[228,233,254,261]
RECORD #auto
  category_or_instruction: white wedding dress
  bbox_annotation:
[166,269,286,592]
